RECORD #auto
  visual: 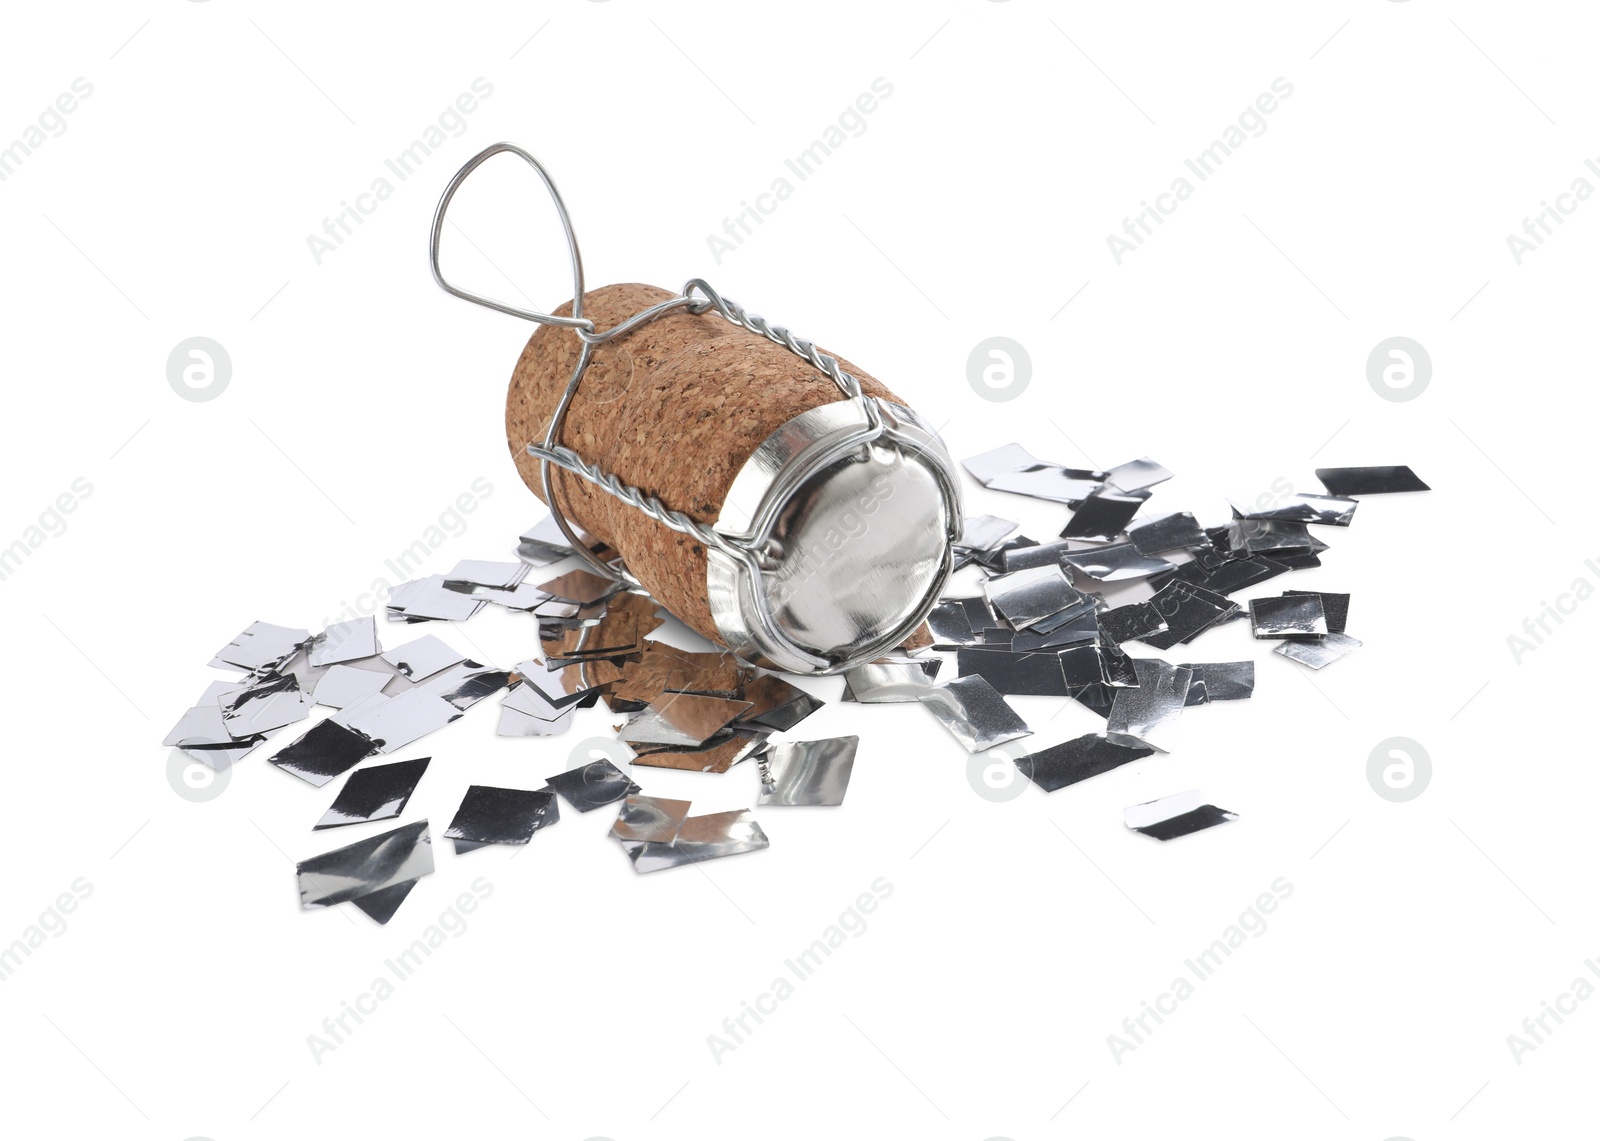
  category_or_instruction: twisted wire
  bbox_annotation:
[525,442,737,556]
[682,278,866,403]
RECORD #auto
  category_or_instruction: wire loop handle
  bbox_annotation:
[429,142,593,332]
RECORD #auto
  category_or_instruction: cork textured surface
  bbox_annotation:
[505,282,903,645]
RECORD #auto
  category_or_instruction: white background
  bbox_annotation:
[1,2,1594,1137]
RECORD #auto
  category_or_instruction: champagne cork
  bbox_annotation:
[433,142,958,672]
[506,283,908,646]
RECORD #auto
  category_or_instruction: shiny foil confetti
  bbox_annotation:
[919,675,1032,752]
[296,820,434,917]
[172,436,1420,924]
[1275,632,1363,669]
[1314,465,1430,496]
[546,757,640,813]
[611,795,693,844]
[619,693,755,748]
[1014,734,1155,792]
[310,617,379,668]
[1248,595,1328,640]
[621,808,770,873]
[315,757,431,830]
[445,785,560,852]
[1107,660,1193,752]
[1124,790,1238,841]
[841,658,942,702]
[269,720,380,787]
[210,621,309,673]
[756,736,858,806]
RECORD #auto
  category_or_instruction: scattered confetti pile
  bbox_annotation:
[164,448,1429,924]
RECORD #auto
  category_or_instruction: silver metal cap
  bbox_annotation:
[707,397,962,675]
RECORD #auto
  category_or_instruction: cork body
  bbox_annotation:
[506,283,904,645]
